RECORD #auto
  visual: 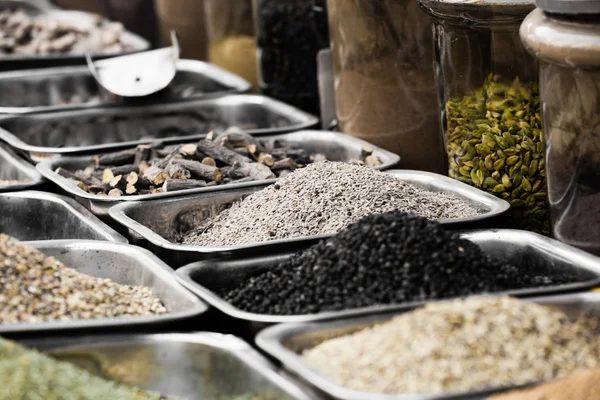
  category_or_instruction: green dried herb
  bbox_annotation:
[447,74,548,234]
[0,338,177,400]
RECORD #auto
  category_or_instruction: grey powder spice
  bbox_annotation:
[302,296,600,395]
[183,162,482,246]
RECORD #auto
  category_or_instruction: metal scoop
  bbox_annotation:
[85,30,180,98]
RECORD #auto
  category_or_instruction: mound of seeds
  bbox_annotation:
[0,234,167,323]
[490,368,600,400]
[219,212,581,315]
[183,162,482,246]
[0,338,176,399]
[302,297,600,395]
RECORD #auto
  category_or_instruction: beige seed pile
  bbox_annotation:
[302,297,600,395]
[0,234,167,323]
[183,161,482,246]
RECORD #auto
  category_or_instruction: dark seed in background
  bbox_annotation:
[220,211,585,315]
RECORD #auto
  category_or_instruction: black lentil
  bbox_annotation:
[220,211,583,315]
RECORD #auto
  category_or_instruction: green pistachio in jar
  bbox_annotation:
[447,74,548,234]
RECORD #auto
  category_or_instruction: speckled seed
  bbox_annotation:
[0,234,167,323]
[302,296,600,395]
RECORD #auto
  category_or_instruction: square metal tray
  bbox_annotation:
[0,60,251,113]
[0,95,319,160]
[0,0,150,71]
[19,332,322,400]
[0,240,208,336]
[40,130,400,216]
[109,170,510,266]
[0,190,127,242]
[0,144,43,191]
[256,292,600,400]
[176,230,600,335]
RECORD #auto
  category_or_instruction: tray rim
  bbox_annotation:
[175,229,600,325]
[18,331,321,400]
[255,291,600,400]
[0,144,44,191]
[0,59,252,114]
[1,94,319,156]
[109,170,510,255]
[0,239,208,335]
[0,190,128,243]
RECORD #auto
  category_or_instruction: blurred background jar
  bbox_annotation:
[253,0,329,116]
[156,0,208,60]
[418,0,547,233]
[204,0,258,92]
[327,0,446,174]
[521,0,600,253]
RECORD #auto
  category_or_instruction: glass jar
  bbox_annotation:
[156,0,208,61]
[205,0,258,92]
[418,0,547,233]
[254,0,329,116]
[327,0,446,174]
[521,1,600,253]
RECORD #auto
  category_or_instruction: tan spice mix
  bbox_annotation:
[302,296,600,395]
[0,234,167,323]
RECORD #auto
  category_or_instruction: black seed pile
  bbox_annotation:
[220,212,585,315]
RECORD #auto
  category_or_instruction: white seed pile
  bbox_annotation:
[302,296,600,395]
[183,162,482,246]
[0,234,167,324]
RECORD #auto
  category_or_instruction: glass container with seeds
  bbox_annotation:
[327,0,446,174]
[417,0,547,233]
[521,0,600,254]
[205,0,258,92]
[253,0,329,116]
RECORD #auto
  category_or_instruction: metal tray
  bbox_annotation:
[0,144,43,191]
[1,95,319,160]
[0,240,208,335]
[256,292,600,400]
[0,0,149,71]
[176,229,600,335]
[0,60,251,113]
[0,190,127,242]
[39,130,399,216]
[109,170,509,266]
[18,332,322,400]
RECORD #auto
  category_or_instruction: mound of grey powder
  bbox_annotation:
[182,162,482,246]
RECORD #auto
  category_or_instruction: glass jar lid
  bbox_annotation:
[521,8,600,68]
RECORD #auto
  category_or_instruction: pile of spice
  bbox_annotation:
[302,297,600,394]
[0,338,176,399]
[0,234,167,323]
[489,368,600,400]
[446,74,547,233]
[0,178,28,185]
[183,162,481,247]
[0,8,130,55]
[57,132,382,197]
[218,212,581,315]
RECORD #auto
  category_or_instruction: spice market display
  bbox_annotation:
[1,0,600,399]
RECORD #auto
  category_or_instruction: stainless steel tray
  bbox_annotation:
[176,230,600,334]
[39,130,399,216]
[0,144,43,191]
[109,170,510,266]
[0,0,149,71]
[256,292,600,400]
[0,60,251,113]
[18,332,322,400]
[0,240,208,335]
[0,190,127,242]
[1,95,319,159]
